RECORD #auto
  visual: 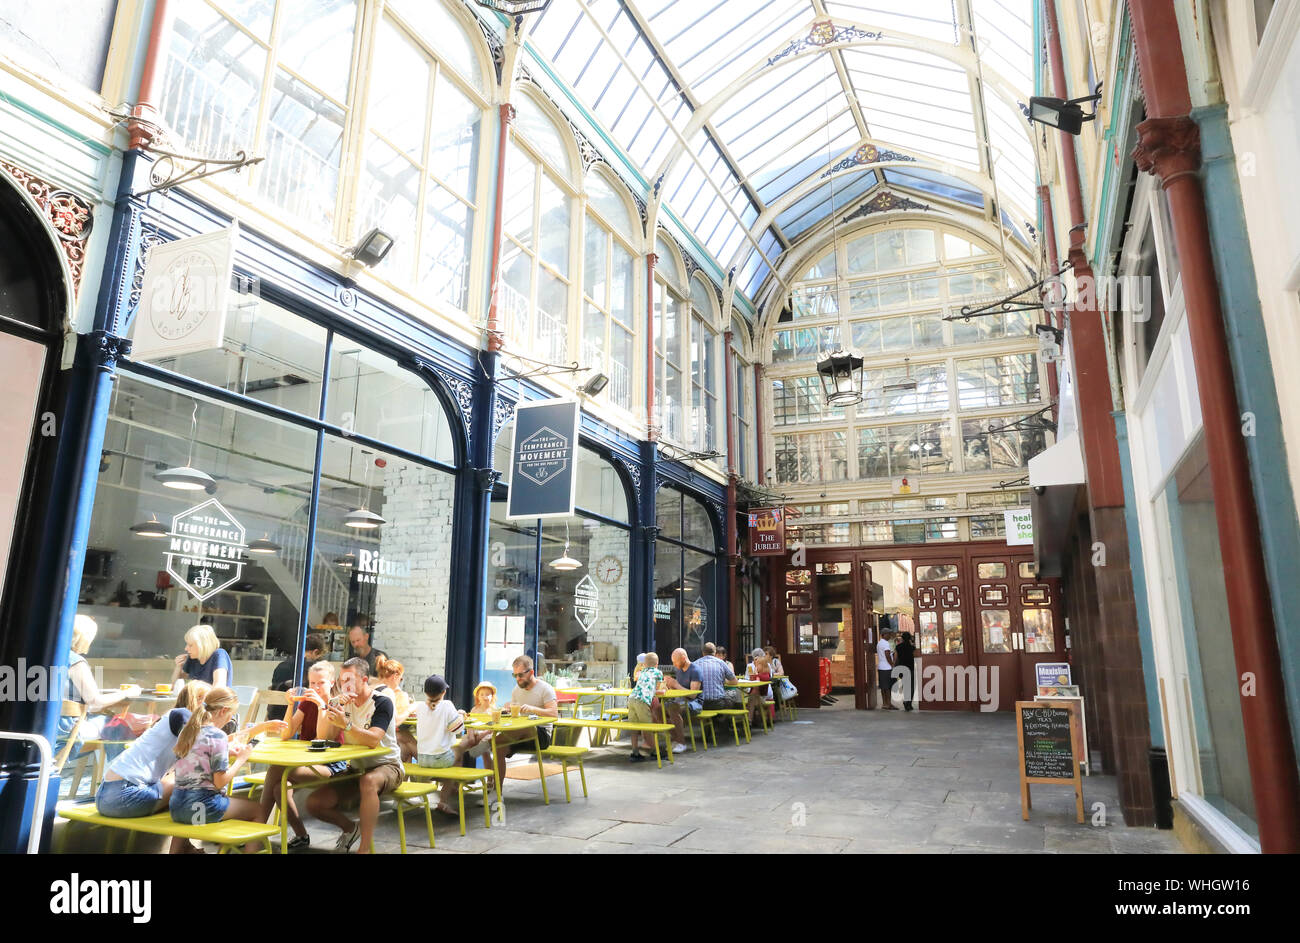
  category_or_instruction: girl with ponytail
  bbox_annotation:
[167,686,265,848]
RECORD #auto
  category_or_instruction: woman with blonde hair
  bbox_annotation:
[60,615,141,744]
[170,623,233,688]
[168,687,264,848]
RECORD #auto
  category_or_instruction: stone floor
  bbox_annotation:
[303,700,1186,855]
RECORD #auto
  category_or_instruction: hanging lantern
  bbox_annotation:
[815,349,865,407]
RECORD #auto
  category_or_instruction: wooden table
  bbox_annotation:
[245,739,388,853]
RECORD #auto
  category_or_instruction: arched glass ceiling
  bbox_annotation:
[522,0,1035,307]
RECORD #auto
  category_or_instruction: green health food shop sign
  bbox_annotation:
[507,398,580,520]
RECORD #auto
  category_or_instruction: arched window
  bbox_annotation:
[501,90,578,364]
[688,276,719,459]
[582,169,638,412]
[653,234,687,441]
[355,0,489,312]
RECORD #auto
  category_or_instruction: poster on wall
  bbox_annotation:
[507,398,580,520]
[132,225,238,361]
[1005,507,1034,545]
[748,507,786,556]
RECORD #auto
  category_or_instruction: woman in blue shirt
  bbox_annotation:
[169,623,234,688]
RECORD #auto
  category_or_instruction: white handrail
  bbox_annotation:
[0,731,53,854]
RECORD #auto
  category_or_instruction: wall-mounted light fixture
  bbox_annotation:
[349,228,394,267]
[577,372,609,397]
[1027,84,1102,135]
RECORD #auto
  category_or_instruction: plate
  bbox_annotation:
[307,745,327,752]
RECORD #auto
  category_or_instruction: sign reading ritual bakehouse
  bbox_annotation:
[166,498,248,601]
[507,398,580,520]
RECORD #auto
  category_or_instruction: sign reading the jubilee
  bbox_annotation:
[748,507,786,556]
[507,399,580,520]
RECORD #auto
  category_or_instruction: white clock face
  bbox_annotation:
[149,250,217,341]
[597,555,623,584]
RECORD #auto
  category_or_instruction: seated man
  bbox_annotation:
[472,655,557,785]
[664,648,701,751]
[307,658,404,854]
[694,642,743,711]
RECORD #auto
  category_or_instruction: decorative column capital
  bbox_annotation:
[639,524,660,542]
[82,331,132,371]
[1133,116,1201,188]
[475,468,501,492]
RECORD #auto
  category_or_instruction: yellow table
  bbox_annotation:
[727,679,773,733]
[463,713,552,815]
[246,739,388,853]
[557,687,632,719]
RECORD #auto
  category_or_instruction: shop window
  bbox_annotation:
[918,563,958,581]
[311,435,454,678]
[654,486,723,663]
[918,612,940,655]
[135,290,328,421]
[942,610,963,653]
[681,493,716,550]
[80,375,317,674]
[325,341,455,463]
[980,609,1012,652]
[1018,561,1037,579]
[977,562,1007,579]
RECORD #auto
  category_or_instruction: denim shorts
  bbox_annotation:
[170,788,229,824]
[417,750,456,769]
[96,779,166,818]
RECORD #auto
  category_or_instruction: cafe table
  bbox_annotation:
[556,687,631,720]
[463,712,552,816]
[245,739,388,853]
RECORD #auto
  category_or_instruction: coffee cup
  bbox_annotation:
[310,739,327,749]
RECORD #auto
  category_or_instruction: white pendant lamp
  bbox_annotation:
[247,533,281,555]
[155,403,217,493]
[130,514,168,538]
[345,452,385,529]
[548,521,583,571]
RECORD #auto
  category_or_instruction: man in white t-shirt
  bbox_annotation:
[876,629,897,710]
[309,658,404,853]
[473,655,558,785]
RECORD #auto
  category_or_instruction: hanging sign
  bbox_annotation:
[1005,507,1034,545]
[506,398,580,520]
[1016,701,1084,823]
[165,498,247,601]
[748,507,786,556]
[132,226,238,361]
[573,574,599,631]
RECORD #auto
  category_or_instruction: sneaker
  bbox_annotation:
[287,835,310,851]
[671,743,687,754]
[629,752,647,763]
[334,822,360,853]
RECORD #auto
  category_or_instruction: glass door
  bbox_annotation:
[914,560,969,710]
[971,557,1020,711]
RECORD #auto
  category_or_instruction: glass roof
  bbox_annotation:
[520,0,1036,311]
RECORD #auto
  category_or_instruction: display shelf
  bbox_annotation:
[167,587,271,660]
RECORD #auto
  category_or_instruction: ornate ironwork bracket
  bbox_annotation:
[994,475,1030,490]
[475,468,502,492]
[945,261,1072,322]
[986,404,1057,437]
[82,331,132,371]
[639,525,660,542]
[133,146,264,198]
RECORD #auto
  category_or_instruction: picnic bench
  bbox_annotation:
[403,763,494,835]
[553,718,675,767]
[57,804,280,854]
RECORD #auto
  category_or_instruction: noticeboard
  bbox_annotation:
[1016,700,1084,823]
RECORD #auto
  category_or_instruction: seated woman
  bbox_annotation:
[746,649,773,725]
[258,660,346,852]
[170,624,233,689]
[374,656,415,762]
[59,616,141,766]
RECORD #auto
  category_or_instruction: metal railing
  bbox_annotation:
[0,732,53,854]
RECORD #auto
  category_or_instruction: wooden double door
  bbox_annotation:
[776,544,1066,711]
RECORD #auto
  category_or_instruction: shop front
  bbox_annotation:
[653,485,725,666]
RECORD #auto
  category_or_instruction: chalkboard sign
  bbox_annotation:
[1015,701,1083,823]
[1020,705,1074,778]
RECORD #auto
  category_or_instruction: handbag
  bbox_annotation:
[778,678,798,700]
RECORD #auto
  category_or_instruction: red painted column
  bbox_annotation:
[485,104,515,353]
[1129,0,1300,853]
[1038,184,1062,420]
[129,0,172,149]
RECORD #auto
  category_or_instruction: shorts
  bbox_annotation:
[627,699,653,724]
[170,788,229,824]
[330,761,404,804]
[878,669,894,692]
[96,779,166,818]
[324,760,350,776]
[416,750,456,769]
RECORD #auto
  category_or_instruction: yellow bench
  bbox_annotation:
[553,719,675,768]
[692,709,749,746]
[403,764,494,836]
[540,745,590,801]
[57,804,280,854]
[388,781,439,853]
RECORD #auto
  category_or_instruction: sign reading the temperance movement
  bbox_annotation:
[507,399,580,520]
[165,498,248,601]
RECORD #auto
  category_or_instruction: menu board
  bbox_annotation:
[1016,701,1084,822]
[1020,704,1074,779]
